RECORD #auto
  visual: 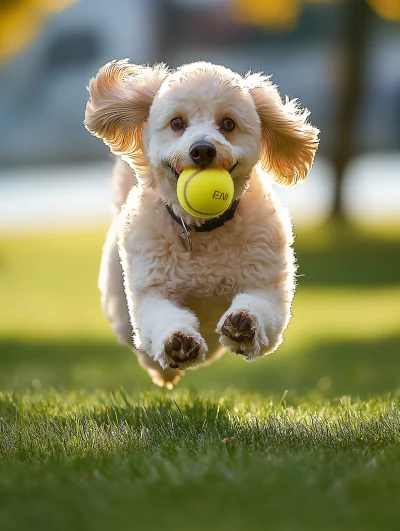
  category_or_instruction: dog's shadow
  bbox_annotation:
[0,333,398,398]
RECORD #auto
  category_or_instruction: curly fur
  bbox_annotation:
[85,60,319,388]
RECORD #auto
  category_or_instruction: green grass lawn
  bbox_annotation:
[0,221,399,530]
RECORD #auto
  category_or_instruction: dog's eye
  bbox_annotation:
[220,118,235,132]
[171,117,184,131]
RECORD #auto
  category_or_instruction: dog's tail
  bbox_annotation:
[111,157,138,214]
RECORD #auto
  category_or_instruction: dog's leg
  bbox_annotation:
[216,287,291,361]
[100,223,186,387]
[99,221,133,345]
[135,349,184,389]
[127,289,208,371]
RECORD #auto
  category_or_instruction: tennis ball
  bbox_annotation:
[177,168,234,219]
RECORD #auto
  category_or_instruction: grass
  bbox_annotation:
[1,390,399,531]
[0,220,399,530]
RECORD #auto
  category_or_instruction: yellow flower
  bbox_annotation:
[0,0,77,64]
[367,0,400,21]
[232,0,300,29]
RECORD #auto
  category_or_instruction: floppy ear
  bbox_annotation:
[84,59,169,159]
[245,73,319,186]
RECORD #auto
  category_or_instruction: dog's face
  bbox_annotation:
[85,60,319,217]
[143,63,262,205]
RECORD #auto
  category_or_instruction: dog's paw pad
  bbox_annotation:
[164,333,201,368]
[221,311,256,352]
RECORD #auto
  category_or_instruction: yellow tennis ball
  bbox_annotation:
[177,168,234,219]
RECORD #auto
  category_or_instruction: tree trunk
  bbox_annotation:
[331,0,371,218]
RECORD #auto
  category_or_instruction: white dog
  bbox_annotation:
[84,60,319,388]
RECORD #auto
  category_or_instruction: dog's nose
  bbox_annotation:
[189,142,217,167]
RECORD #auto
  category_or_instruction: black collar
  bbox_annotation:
[165,199,240,233]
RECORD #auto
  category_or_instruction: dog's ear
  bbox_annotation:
[245,73,319,186]
[84,59,169,159]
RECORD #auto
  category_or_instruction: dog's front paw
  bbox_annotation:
[221,311,256,346]
[164,332,206,369]
[217,311,265,360]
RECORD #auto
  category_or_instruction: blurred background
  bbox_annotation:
[0,0,399,397]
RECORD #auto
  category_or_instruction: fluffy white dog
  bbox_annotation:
[84,60,319,388]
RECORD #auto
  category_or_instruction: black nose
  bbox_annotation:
[189,141,217,167]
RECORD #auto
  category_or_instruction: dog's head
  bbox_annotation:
[85,60,319,216]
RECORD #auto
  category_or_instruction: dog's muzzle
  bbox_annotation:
[165,160,238,180]
[189,141,217,167]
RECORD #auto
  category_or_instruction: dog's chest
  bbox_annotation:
[162,222,274,300]
[126,196,285,301]
[176,239,240,298]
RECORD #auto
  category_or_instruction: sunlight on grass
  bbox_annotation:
[0,230,107,338]
[292,287,399,344]
[0,223,399,531]
[0,224,399,342]
[0,222,399,397]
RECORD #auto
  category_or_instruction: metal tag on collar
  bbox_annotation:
[179,217,192,252]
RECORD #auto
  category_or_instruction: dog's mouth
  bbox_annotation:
[227,161,238,174]
[165,161,180,180]
[165,160,238,180]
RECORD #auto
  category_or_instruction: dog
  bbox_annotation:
[84,60,319,388]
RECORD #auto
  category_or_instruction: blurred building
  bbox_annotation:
[0,0,156,165]
[0,0,399,166]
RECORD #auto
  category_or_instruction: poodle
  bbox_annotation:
[84,60,319,388]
